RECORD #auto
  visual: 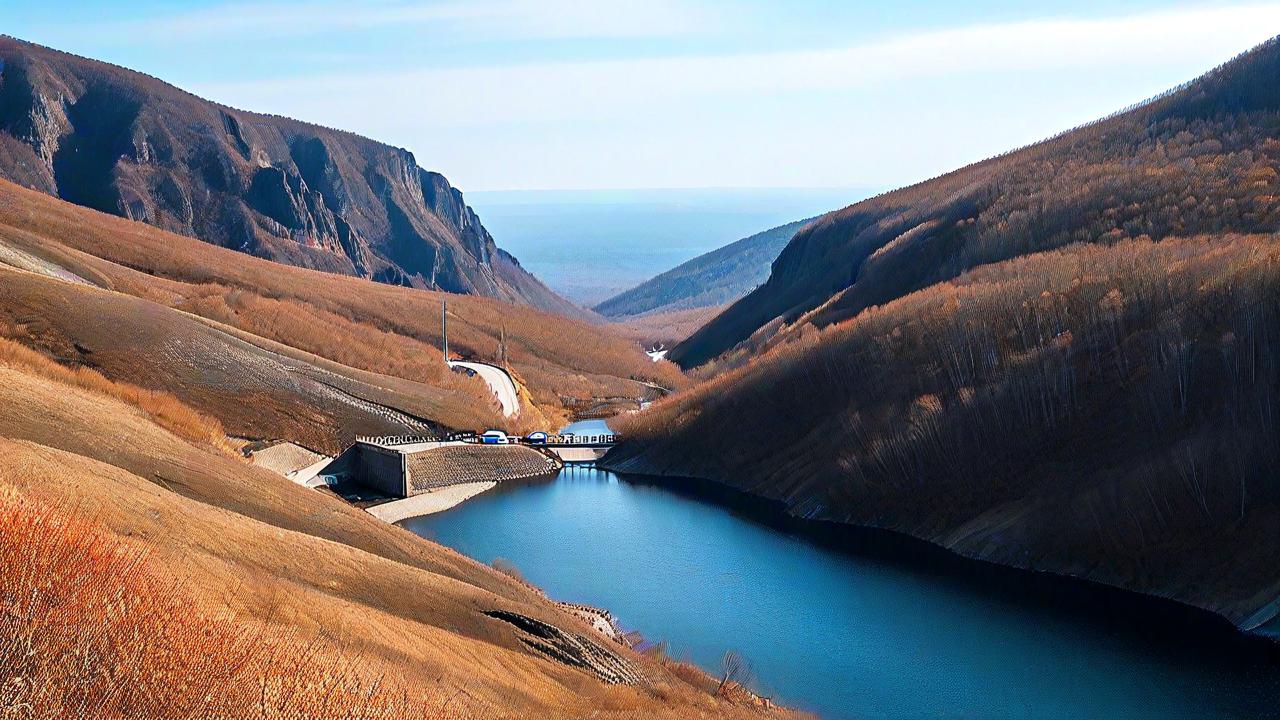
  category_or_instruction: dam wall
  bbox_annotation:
[354,442,409,497]
[339,438,560,498]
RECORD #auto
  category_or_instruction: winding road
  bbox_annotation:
[449,361,520,418]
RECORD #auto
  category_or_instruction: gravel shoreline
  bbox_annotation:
[366,482,497,523]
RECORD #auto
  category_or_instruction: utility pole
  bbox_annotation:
[500,324,508,366]
[442,300,449,364]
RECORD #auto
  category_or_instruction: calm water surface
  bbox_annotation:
[402,464,1280,719]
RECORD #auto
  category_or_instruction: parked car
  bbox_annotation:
[524,431,549,444]
[480,430,509,445]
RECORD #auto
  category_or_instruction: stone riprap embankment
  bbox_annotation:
[407,444,557,493]
[360,443,560,522]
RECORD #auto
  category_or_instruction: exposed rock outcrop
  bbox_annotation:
[0,36,582,317]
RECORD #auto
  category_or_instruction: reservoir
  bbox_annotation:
[401,465,1280,719]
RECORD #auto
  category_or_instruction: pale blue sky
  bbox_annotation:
[4,1,1279,190]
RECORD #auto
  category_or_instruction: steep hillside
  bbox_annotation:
[610,38,1280,635]
[0,179,683,447]
[672,37,1280,368]
[595,219,813,318]
[0,36,580,316]
[0,266,499,454]
[0,336,788,719]
[609,235,1280,633]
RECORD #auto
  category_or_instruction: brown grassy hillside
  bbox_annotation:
[609,235,1280,630]
[0,267,501,453]
[0,335,789,719]
[610,305,728,348]
[0,179,682,446]
[0,490,457,719]
[673,36,1280,368]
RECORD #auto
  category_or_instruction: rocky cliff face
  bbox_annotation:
[0,37,581,317]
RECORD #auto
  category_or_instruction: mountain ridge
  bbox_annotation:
[0,36,582,317]
[594,217,814,318]
[607,36,1280,637]
[671,35,1280,367]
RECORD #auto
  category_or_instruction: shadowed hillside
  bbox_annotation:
[609,37,1280,635]
[609,305,728,348]
[595,219,814,318]
[0,36,582,316]
[609,235,1280,632]
[673,37,1280,368]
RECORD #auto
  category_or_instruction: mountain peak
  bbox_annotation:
[0,36,582,317]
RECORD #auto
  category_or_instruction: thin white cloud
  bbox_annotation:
[194,2,1280,129]
[112,0,715,42]
[174,2,1280,189]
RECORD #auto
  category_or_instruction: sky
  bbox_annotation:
[4,1,1280,191]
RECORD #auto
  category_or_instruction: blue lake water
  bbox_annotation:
[402,467,1280,719]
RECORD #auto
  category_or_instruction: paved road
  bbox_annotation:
[450,361,520,418]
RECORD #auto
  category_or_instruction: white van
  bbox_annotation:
[480,430,509,445]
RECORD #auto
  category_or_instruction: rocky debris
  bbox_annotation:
[406,445,558,494]
[483,610,645,685]
[554,601,630,645]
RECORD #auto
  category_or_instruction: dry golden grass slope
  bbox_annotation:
[0,178,684,450]
[0,176,785,716]
[609,305,728,348]
[0,335,791,719]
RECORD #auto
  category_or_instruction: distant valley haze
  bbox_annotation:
[467,187,871,305]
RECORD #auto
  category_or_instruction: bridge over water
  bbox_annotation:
[538,432,619,464]
[350,431,619,472]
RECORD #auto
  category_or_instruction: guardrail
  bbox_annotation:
[354,434,440,447]
[355,433,620,448]
[541,433,619,446]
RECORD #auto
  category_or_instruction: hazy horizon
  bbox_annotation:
[468,186,872,305]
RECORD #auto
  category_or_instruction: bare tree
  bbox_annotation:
[718,650,752,695]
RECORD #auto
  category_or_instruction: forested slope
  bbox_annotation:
[611,235,1280,631]
[673,37,1280,368]
[611,37,1280,634]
